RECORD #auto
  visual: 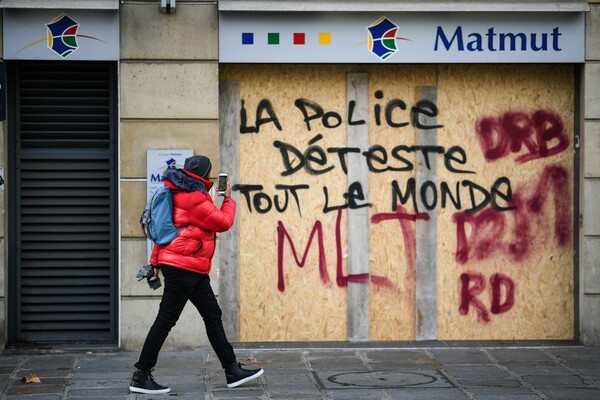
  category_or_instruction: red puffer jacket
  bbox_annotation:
[149,169,236,275]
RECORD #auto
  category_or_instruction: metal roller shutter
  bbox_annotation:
[8,61,118,344]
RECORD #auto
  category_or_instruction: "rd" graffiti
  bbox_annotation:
[460,272,515,323]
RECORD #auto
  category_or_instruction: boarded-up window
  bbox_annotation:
[220,64,575,342]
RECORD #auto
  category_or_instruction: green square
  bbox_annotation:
[268,32,280,45]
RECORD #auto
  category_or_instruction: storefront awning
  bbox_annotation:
[219,1,589,12]
[0,0,118,9]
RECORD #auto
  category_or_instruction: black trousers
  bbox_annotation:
[135,265,237,371]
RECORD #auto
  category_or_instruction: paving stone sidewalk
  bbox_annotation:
[0,341,598,400]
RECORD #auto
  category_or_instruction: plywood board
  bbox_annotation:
[436,64,574,339]
[366,65,437,341]
[221,65,350,341]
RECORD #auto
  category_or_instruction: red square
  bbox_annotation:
[293,33,305,45]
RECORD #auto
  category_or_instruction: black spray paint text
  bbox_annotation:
[236,94,514,216]
[240,92,444,134]
[273,133,473,176]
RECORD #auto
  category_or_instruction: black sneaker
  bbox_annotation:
[225,362,264,388]
[129,369,171,394]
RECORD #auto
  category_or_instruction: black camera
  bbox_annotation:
[136,264,162,290]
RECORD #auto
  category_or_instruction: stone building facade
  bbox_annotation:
[0,0,598,350]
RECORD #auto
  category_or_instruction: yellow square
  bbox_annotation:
[319,32,331,45]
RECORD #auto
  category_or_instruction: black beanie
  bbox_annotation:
[184,155,212,179]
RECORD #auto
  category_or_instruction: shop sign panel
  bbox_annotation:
[219,12,584,63]
[3,9,119,60]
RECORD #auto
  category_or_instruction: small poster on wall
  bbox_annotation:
[146,149,193,259]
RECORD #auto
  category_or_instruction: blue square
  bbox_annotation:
[242,32,254,45]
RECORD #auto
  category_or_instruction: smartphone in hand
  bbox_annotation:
[218,173,228,195]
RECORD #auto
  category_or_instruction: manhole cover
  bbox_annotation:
[328,371,438,388]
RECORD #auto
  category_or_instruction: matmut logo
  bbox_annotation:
[46,13,80,57]
[366,17,410,61]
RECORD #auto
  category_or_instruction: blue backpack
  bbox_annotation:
[140,186,182,246]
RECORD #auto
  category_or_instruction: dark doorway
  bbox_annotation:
[7,61,118,345]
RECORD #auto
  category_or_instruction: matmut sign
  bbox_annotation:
[218,11,584,63]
